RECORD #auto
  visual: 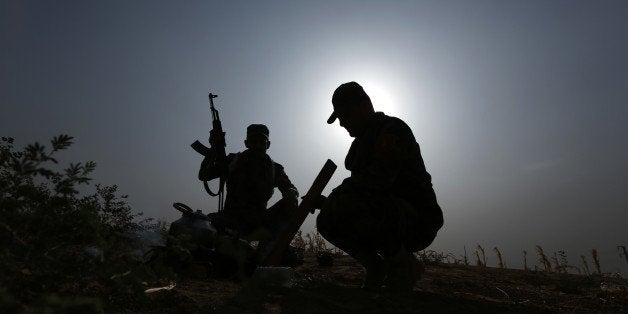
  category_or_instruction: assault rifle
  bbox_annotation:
[191,93,227,210]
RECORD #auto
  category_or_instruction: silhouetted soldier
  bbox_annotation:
[315,82,443,291]
[199,124,299,242]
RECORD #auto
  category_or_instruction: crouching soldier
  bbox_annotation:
[315,82,444,291]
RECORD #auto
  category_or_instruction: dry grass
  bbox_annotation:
[535,245,552,272]
[592,249,602,275]
[292,229,344,257]
[493,247,505,268]
[474,245,486,267]
[290,231,625,279]
[580,255,591,276]
[619,246,628,265]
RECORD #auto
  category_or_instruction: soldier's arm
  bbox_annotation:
[198,153,234,181]
[274,163,299,200]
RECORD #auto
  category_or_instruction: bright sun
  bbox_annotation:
[359,81,397,115]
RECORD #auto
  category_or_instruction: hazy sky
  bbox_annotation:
[2,1,627,272]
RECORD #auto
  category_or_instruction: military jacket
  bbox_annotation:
[199,149,297,215]
[343,112,438,209]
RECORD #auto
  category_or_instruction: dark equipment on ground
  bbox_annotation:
[167,202,256,278]
[169,202,215,243]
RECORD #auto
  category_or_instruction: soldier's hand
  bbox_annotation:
[279,189,298,210]
[286,195,298,209]
[284,187,299,199]
[304,194,327,214]
[208,130,225,147]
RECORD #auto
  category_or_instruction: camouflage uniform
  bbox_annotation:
[317,112,443,257]
[199,145,298,237]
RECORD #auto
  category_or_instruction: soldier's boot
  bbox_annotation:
[383,247,424,292]
[353,251,387,290]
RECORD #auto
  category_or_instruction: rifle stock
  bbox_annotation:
[260,159,337,266]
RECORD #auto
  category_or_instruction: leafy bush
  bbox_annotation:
[0,135,161,311]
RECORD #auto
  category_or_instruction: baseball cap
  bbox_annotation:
[246,124,269,139]
[327,81,370,124]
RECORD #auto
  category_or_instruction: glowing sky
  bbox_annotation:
[2,1,627,272]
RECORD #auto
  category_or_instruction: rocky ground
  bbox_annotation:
[134,255,627,313]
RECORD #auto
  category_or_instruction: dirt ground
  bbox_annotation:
[135,255,628,313]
